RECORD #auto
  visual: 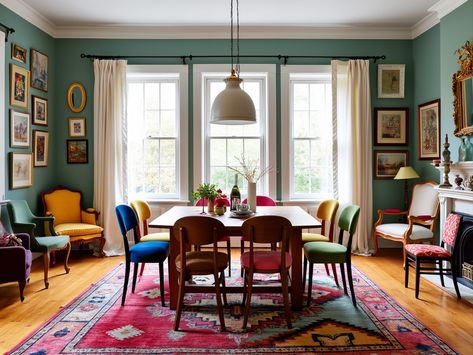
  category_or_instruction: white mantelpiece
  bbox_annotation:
[436,162,473,235]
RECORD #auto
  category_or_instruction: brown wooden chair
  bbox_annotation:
[173,216,229,332]
[240,215,293,330]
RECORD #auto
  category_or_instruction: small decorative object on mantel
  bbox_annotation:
[440,134,452,188]
[459,137,467,161]
[454,174,464,190]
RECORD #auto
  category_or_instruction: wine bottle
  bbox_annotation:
[230,174,241,211]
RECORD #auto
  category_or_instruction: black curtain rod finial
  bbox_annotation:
[0,23,15,42]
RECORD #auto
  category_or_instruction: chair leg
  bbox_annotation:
[174,271,186,331]
[220,272,228,306]
[451,260,462,299]
[324,263,330,276]
[18,280,26,302]
[340,263,348,295]
[346,260,356,307]
[439,260,445,287]
[302,255,307,293]
[122,261,131,306]
[373,232,379,256]
[331,263,340,287]
[404,255,410,288]
[159,262,165,307]
[402,241,407,269]
[307,262,314,306]
[415,258,421,299]
[98,237,106,257]
[64,242,71,274]
[214,271,226,331]
[242,269,247,306]
[226,241,231,277]
[281,270,292,329]
[240,240,245,277]
[139,263,146,277]
[242,270,254,330]
[132,263,139,293]
[43,252,50,289]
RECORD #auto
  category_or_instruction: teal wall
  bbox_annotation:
[1,4,56,213]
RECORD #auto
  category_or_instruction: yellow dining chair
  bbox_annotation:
[302,199,340,290]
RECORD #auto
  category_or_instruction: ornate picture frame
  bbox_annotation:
[11,43,27,63]
[374,108,408,145]
[33,130,49,167]
[9,152,33,189]
[10,64,29,109]
[32,95,48,126]
[374,150,408,179]
[378,64,405,99]
[418,99,440,160]
[30,48,48,92]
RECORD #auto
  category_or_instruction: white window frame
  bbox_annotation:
[193,64,276,197]
[0,32,5,200]
[126,65,188,202]
[281,65,333,203]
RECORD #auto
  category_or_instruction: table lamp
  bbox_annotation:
[394,166,419,210]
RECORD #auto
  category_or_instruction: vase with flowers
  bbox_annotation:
[214,195,228,216]
[228,154,272,212]
[192,183,224,214]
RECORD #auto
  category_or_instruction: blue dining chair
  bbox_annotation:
[115,204,170,306]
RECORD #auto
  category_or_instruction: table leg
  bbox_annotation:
[290,228,303,310]
[169,229,178,310]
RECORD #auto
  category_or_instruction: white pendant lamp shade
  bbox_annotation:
[210,72,256,125]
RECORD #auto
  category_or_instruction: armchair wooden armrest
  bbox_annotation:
[408,215,434,226]
[11,222,36,237]
[374,209,408,227]
[81,208,100,225]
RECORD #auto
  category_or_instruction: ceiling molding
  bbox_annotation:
[0,0,56,37]
[55,25,413,40]
[428,0,467,19]
[410,12,440,39]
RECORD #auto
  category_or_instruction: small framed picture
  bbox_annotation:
[67,139,88,164]
[10,64,30,108]
[11,43,27,63]
[418,99,441,160]
[10,110,30,148]
[33,130,49,167]
[10,152,33,189]
[378,64,405,98]
[374,108,408,145]
[374,150,408,179]
[68,117,86,137]
[30,48,48,92]
[32,95,48,126]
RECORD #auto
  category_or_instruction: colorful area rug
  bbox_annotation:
[8,263,456,354]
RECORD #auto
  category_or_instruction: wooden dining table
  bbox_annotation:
[149,205,321,310]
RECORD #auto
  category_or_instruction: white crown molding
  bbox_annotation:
[0,0,56,37]
[410,12,440,39]
[428,0,467,19]
[55,25,412,40]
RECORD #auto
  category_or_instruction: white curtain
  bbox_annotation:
[93,59,128,256]
[332,60,372,255]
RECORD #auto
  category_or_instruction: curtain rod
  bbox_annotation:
[80,53,386,65]
[0,23,15,42]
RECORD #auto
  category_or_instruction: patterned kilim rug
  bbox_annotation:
[8,263,456,354]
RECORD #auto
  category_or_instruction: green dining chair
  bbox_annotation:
[304,204,360,307]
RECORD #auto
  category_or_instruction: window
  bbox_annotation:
[281,66,334,201]
[126,65,188,200]
[193,64,276,196]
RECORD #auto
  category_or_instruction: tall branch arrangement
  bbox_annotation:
[228,154,272,183]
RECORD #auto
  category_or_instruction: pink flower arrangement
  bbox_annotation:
[214,192,228,207]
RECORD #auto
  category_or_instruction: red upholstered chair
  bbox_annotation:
[195,198,232,276]
[405,213,462,299]
[240,215,293,330]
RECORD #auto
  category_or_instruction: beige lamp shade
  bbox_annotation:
[210,72,256,125]
[394,166,419,180]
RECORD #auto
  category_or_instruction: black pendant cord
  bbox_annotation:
[80,53,386,65]
[0,23,15,42]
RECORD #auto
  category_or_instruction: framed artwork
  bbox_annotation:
[11,43,27,63]
[33,130,49,167]
[30,48,48,92]
[10,64,30,108]
[68,117,86,137]
[32,95,48,126]
[67,139,88,164]
[378,64,405,98]
[374,150,408,179]
[9,152,33,189]
[418,99,441,160]
[10,110,30,148]
[374,108,408,145]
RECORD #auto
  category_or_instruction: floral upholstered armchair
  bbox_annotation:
[41,186,105,256]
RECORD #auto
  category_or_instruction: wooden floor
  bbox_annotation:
[1,248,472,353]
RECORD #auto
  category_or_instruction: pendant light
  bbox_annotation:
[210,0,256,125]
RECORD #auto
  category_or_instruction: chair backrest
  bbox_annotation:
[130,200,151,236]
[174,216,225,247]
[7,200,35,224]
[242,195,276,206]
[115,204,140,254]
[316,199,339,241]
[337,205,361,251]
[409,181,439,219]
[41,186,82,225]
[442,213,462,247]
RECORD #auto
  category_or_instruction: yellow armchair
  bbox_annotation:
[41,186,105,256]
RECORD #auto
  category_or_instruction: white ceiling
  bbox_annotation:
[0,0,467,39]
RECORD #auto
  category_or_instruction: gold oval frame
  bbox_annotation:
[67,82,86,113]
